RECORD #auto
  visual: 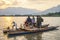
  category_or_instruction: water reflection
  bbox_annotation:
[14,36,17,40]
[24,32,43,40]
[7,32,43,40]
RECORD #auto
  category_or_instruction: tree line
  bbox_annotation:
[42,12,60,17]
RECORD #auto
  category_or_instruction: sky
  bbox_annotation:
[0,0,60,11]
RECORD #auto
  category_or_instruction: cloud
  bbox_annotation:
[0,0,60,11]
[0,1,5,6]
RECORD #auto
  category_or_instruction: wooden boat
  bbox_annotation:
[7,26,59,37]
[3,24,49,34]
[3,24,59,36]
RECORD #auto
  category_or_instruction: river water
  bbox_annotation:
[0,17,60,40]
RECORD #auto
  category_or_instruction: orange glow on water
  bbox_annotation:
[4,17,13,28]
[5,17,13,22]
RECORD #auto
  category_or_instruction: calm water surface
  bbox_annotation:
[0,17,60,40]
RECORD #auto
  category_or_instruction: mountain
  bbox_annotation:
[37,5,60,15]
[0,5,60,15]
[0,7,40,15]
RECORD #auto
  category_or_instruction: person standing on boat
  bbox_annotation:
[32,16,36,27]
[26,16,32,26]
[12,21,17,30]
[37,16,43,28]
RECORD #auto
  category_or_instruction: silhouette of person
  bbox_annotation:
[12,21,17,30]
[37,16,43,28]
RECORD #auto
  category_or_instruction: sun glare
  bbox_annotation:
[4,17,13,27]
[6,17,11,20]
[5,17,13,22]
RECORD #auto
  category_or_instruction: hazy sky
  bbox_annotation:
[0,0,60,11]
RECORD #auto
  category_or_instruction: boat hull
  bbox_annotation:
[7,26,59,37]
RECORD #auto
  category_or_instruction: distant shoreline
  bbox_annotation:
[0,15,60,17]
[41,15,60,17]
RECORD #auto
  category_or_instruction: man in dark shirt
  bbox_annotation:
[37,16,43,28]
[26,16,32,25]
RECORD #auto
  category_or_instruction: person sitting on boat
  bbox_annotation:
[12,21,17,30]
[32,16,36,27]
[25,21,28,26]
[7,26,10,30]
[37,16,43,28]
